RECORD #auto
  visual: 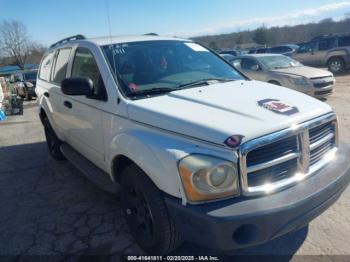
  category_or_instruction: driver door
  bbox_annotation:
[60,47,108,170]
[293,41,317,65]
[240,58,265,81]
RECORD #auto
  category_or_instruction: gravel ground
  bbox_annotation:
[0,73,349,260]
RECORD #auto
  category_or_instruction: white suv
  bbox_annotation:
[36,34,350,254]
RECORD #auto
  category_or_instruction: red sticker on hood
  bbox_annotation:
[258,99,299,115]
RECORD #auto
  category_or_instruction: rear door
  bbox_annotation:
[60,46,107,170]
[49,48,73,139]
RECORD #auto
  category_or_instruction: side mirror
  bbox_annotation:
[251,64,260,71]
[61,77,94,96]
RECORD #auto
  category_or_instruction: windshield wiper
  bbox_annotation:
[128,87,181,97]
[178,78,235,88]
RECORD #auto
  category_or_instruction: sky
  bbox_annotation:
[1,0,350,46]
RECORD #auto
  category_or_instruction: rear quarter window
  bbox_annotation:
[39,52,54,81]
[52,48,72,84]
[338,36,350,47]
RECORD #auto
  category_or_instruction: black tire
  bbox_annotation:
[268,80,281,86]
[24,89,31,101]
[43,118,65,160]
[328,57,345,74]
[120,164,183,254]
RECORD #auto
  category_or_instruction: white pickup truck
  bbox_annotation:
[36,34,350,254]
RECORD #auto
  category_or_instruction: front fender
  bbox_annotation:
[108,129,235,200]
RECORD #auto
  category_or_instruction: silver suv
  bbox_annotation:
[292,33,350,74]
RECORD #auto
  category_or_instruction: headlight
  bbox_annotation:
[178,154,239,202]
[288,76,308,85]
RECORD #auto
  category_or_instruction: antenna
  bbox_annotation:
[105,0,113,43]
[105,0,117,74]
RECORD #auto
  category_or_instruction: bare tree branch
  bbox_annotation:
[0,20,31,69]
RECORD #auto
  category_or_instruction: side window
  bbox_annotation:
[339,36,350,47]
[241,58,259,70]
[52,48,71,84]
[39,52,54,81]
[71,47,107,101]
[298,42,316,53]
[318,38,336,51]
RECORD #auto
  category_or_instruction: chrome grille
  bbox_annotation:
[248,158,298,187]
[239,113,338,196]
[309,122,336,165]
[246,136,298,166]
[313,81,334,88]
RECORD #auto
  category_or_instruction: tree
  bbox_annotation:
[0,20,32,69]
[345,12,350,20]
[26,43,47,64]
[208,41,219,51]
[236,33,244,45]
[253,26,268,45]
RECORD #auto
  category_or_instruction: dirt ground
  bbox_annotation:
[327,73,350,141]
[0,72,349,259]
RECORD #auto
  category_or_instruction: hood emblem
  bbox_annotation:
[258,99,299,115]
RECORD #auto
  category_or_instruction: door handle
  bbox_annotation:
[64,101,72,109]
[44,92,50,98]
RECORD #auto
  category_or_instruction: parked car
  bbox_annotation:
[220,53,236,63]
[268,44,299,56]
[292,33,350,73]
[10,70,38,100]
[37,34,350,254]
[249,47,269,54]
[232,54,335,98]
[219,49,241,56]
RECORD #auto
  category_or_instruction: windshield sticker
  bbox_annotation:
[185,43,209,52]
[109,44,127,55]
[128,83,139,92]
[258,99,299,115]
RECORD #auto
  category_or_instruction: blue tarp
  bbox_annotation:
[0,110,6,121]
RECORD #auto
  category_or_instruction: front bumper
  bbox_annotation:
[165,143,350,251]
[294,85,334,98]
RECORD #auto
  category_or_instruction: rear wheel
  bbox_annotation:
[120,164,183,254]
[43,118,65,160]
[328,57,345,74]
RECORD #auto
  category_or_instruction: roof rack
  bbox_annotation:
[50,34,86,48]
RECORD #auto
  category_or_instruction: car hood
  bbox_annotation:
[127,80,333,146]
[270,66,333,79]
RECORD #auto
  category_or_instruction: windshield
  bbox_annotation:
[258,55,302,70]
[102,40,244,98]
[23,72,37,80]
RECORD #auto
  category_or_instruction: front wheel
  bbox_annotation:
[120,164,183,254]
[44,118,65,160]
